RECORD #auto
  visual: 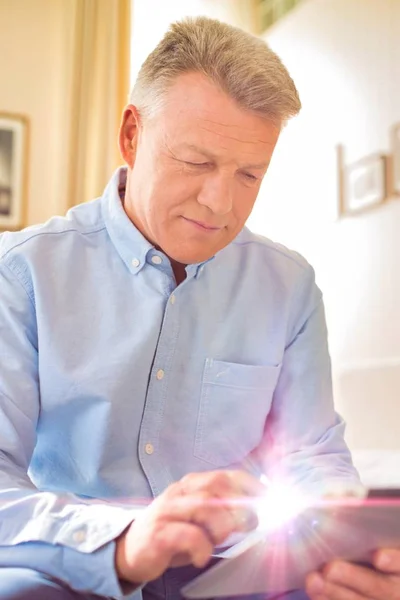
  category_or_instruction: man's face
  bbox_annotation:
[121,72,281,264]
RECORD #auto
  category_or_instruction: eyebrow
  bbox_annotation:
[175,143,270,170]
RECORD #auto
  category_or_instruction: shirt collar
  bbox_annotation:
[101,167,153,274]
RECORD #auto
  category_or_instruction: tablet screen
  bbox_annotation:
[182,492,400,598]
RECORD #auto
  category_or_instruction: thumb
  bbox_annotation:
[374,549,400,573]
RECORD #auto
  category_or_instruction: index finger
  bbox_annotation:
[225,470,267,496]
[178,470,266,499]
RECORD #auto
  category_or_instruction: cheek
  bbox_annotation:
[170,172,201,196]
[142,176,181,216]
[159,179,200,215]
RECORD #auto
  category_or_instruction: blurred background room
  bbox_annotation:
[1,0,399,487]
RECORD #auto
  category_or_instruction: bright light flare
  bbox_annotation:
[256,478,310,532]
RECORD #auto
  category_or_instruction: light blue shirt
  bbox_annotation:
[0,167,359,597]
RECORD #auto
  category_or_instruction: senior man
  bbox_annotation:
[0,15,399,600]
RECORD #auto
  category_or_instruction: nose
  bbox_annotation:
[197,173,233,216]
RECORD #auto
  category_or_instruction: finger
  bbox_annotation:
[225,498,259,533]
[321,482,367,500]
[322,560,396,600]
[374,548,400,573]
[152,521,213,574]
[163,521,214,569]
[168,473,260,534]
[155,493,251,544]
[200,470,262,513]
[306,573,365,600]
[124,520,213,583]
[225,469,267,496]
[178,469,265,498]
[182,494,247,544]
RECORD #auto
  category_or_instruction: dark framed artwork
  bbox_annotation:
[0,113,28,230]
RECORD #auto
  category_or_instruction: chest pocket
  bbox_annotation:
[194,359,281,467]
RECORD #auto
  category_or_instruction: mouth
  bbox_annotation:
[182,217,223,232]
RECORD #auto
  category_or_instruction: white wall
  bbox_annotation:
[130,0,254,85]
[246,0,400,450]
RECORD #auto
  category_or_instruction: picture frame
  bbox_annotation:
[341,153,388,216]
[253,0,304,34]
[0,113,29,231]
[336,144,345,217]
[392,123,400,196]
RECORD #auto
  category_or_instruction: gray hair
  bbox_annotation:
[129,16,301,126]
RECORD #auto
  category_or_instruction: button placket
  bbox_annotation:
[138,280,181,495]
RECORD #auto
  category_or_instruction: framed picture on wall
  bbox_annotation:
[253,0,305,34]
[342,153,388,216]
[0,113,28,231]
[392,123,400,196]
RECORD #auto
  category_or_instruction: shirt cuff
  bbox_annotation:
[0,540,131,598]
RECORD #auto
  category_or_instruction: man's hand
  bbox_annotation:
[115,470,264,585]
[306,548,400,600]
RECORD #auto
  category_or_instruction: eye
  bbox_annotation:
[185,161,210,167]
[242,172,259,182]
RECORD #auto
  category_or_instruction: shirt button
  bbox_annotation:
[145,443,154,455]
[151,255,162,265]
[132,258,140,268]
[73,530,86,543]
[170,294,176,305]
[156,369,165,380]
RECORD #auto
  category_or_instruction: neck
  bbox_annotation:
[120,175,187,285]
[170,259,187,285]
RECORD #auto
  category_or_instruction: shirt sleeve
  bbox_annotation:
[0,259,143,597]
[260,265,362,497]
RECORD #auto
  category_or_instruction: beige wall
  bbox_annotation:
[1,0,129,227]
[246,0,400,451]
[0,0,74,225]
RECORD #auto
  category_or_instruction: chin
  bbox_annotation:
[161,229,233,264]
[167,246,216,265]
[172,252,214,265]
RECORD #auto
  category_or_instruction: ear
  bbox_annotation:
[118,104,141,169]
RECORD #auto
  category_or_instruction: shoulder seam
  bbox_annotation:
[0,225,107,262]
[233,236,310,271]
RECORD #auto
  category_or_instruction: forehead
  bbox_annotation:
[155,72,280,158]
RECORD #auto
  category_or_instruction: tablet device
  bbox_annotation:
[182,490,400,598]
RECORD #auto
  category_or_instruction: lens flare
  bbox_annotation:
[256,478,310,532]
